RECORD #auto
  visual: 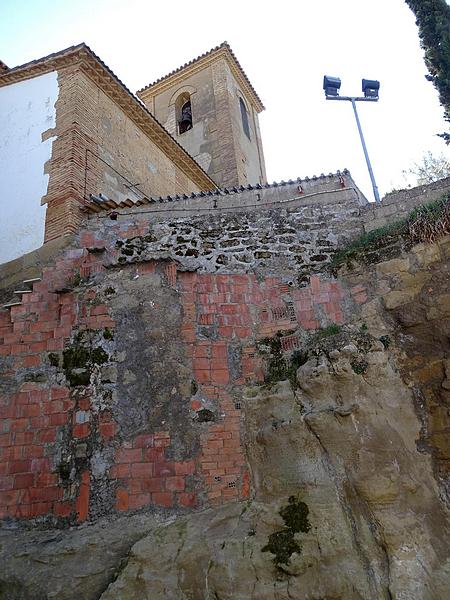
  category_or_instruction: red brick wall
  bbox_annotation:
[0,224,367,524]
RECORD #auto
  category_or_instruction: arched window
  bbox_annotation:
[239,97,251,140]
[176,92,193,134]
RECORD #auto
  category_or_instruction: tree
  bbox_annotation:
[405,0,450,142]
[403,151,450,185]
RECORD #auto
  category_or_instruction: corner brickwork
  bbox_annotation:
[41,66,205,244]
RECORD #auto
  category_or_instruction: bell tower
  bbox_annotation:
[137,42,266,189]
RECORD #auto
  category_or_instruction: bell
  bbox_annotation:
[179,101,192,133]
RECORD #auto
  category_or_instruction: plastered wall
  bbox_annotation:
[0,72,59,264]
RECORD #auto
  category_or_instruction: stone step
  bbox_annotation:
[22,277,41,285]
[13,289,33,295]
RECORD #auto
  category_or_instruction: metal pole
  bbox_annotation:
[350,98,380,203]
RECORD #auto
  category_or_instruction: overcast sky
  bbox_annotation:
[1,0,449,200]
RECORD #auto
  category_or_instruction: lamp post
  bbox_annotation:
[323,76,381,203]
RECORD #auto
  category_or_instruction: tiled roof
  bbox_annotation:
[82,170,351,214]
[0,43,85,78]
[137,42,264,111]
[0,60,8,72]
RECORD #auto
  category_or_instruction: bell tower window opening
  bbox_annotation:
[239,97,251,140]
[177,93,193,134]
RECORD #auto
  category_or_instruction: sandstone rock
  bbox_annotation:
[376,257,410,276]
[98,338,450,599]
[427,293,450,320]
[411,241,441,267]
[0,514,158,599]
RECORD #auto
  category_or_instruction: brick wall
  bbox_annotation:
[0,216,364,524]
[1,177,448,525]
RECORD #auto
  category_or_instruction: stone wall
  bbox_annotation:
[363,175,450,231]
[85,171,368,286]
[1,185,449,524]
[84,171,450,246]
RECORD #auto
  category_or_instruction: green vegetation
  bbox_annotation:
[103,327,114,340]
[262,496,310,568]
[331,194,450,270]
[90,347,109,364]
[379,335,391,349]
[62,330,110,387]
[68,272,82,288]
[404,151,450,185]
[405,0,450,142]
[408,194,450,242]
[257,333,307,388]
[350,359,369,375]
[315,323,342,338]
[48,352,60,367]
[331,220,408,271]
[24,372,46,383]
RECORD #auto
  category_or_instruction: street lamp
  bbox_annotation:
[323,75,381,203]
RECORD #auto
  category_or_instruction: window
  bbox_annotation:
[239,97,250,139]
[177,93,193,134]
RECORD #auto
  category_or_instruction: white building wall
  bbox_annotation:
[0,71,59,264]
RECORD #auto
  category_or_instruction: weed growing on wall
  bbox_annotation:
[331,193,450,270]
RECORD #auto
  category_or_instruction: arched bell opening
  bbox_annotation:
[176,92,193,134]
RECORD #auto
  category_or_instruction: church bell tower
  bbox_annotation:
[137,42,266,189]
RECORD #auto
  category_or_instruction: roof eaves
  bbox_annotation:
[0,43,86,80]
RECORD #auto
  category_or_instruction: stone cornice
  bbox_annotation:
[137,43,265,113]
[0,44,217,192]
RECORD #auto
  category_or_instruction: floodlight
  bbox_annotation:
[362,79,380,99]
[323,75,341,97]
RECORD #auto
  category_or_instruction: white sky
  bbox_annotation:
[1,0,449,200]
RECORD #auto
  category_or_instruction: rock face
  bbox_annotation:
[99,335,450,599]
[0,514,157,600]
[2,332,449,599]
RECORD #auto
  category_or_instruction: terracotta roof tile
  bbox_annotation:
[82,170,351,214]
